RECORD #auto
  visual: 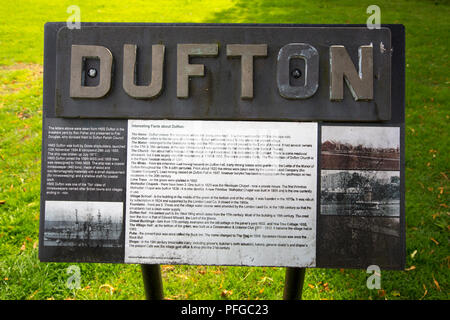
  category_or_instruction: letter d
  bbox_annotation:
[70,45,113,98]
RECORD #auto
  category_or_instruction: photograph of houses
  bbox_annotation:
[321,126,400,170]
[320,126,401,217]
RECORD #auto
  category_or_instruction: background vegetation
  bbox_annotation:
[0,0,448,300]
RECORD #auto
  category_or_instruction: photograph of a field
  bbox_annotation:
[321,126,400,171]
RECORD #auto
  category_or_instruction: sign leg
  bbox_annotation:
[141,264,164,300]
[283,267,306,300]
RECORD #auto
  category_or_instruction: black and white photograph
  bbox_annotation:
[44,201,124,248]
[321,170,400,216]
[317,216,402,269]
[321,126,400,171]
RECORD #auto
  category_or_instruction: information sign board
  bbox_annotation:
[40,23,405,269]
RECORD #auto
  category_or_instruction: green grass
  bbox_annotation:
[0,0,448,300]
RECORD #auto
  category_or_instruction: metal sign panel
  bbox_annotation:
[54,25,391,121]
[40,23,405,270]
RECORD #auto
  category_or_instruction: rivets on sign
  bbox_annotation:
[291,68,302,79]
[87,68,97,78]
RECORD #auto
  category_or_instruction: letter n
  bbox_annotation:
[330,45,373,101]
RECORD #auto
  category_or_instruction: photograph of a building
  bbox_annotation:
[44,201,123,248]
[321,170,400,216]
[321,126,400,170]
[320,126,401,217]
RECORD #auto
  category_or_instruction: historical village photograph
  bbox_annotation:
[321,170,400,216]
[321,126,400,170]
[44,201,124,248]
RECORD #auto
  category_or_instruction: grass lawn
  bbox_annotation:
[0,0,448,300]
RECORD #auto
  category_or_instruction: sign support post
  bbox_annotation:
[141,264,164,300]
[283,268,306,300]
[141,266,306,300]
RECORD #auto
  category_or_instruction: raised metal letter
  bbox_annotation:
[227,44,267,99]
[330,45,373,101]
[277,43,319,99]
[70,45,113,98]
[177,44,218,98]
[123,44,165,99]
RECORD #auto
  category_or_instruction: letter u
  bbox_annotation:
[123,44,165,98]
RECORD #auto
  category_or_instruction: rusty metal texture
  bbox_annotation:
[56,25,391,121]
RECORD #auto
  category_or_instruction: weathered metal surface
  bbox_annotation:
[55,25,392,121]
[276,43,319,99]
[330,45,373,100]
[226,44,268,99]
[41,23,405,270]
[69,45,113,98]
[176,43,219,98]
[123,44,165,98]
